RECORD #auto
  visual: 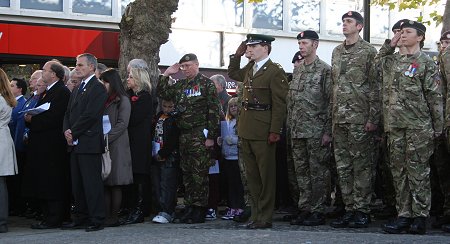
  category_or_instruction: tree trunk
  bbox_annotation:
[118,0,179,83]
[442,0,450,34]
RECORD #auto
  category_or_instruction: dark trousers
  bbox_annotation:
[0,177,8,227]
[40,199,64,225]
[70,153,105,224]
[222,159,245,209]
[208,173,220,211]
[151,161,178,215]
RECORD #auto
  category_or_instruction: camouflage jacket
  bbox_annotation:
[330,37,380,127]
[441,47,450,126]
[379,47,443,132]
[158,73,221,139]
[287,56,331,138]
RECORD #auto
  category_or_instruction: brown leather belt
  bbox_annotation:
[242,102,271,111]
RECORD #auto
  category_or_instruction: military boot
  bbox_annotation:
[348,211,370,228]
[330,211,354,228]
[432,215,450,229]
[290,211,310,225]
[302,212,326,226]
[382,217,412,234]
[173,206,193,224]
[409,217,427,235]
[442,224,450,233]
[186,206,205,224]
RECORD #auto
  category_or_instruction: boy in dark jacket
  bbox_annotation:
[151,98,180,223]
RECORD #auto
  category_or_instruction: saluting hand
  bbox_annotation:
[163,63,181,77]
[390,32,401,48]
[235,41,247,57]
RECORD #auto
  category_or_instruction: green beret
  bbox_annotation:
[400,20,426,34]
[246,34,275,45]
[297,30,319,40]
[392,19,409,32]
[179,53,198,64]
[440,31,450,41]
[342,11,364,23]
[291,51,303,64]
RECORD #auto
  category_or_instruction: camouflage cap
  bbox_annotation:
[400,20,426,34]
[296,30,319,40]
[342,11,364,23]
[392,19,409,32]
[291,51,303,63]
[246,34,275,45]
[440,30,450,41]
[179,53,198,64]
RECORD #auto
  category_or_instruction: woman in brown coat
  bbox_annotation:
[100,69,133,226]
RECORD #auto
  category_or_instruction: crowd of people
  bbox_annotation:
[0,10,449,237]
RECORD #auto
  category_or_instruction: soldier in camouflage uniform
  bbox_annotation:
[158,53,221,224]
[228,34,289,229]
[378,21,443,235]
[436,31,450,233]
[329,11,380,229]
[287,30,331,226]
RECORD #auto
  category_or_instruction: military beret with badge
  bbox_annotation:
[392,19,409,32]
[246,34,275,45]
[342,11,364,23]
[179,53,198,64]
[440,30,450,41]
[291,51,303,64]
[296,30,319,40]
[400,20,426,34]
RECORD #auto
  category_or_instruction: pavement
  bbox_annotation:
[1,214,450,243]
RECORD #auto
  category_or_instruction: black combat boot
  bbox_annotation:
[185,206,206,224]
[442,224,450,233]
[382,217,413,234]
[432,215,450,229]
[330,211,354,228]
[122,184,145,225]
[290,211,310,225]
[302,212,326,226]
[348,211,370,228]
[409,217,427,235]
[172,206,193,224]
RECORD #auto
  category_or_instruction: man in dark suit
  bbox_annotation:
[24,61,71,229]
[228,34,289,229]
[63,53,107,232]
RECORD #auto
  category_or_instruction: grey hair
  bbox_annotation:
[76,53,98,71]
[128,59,148,70]
[97,63,107,73]
[210,74,227,89]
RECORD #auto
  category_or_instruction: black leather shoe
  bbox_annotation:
[31,221,60,229]
[122,209,144,225]
[290,211,310,225]
[432,215,450,229]
[233,207,251,223]
[303,212,326,226]
[85,223,104,232]
[409,217,426,235]
[382,217,412,234]
[442,224,450,233]
[0,225,8,233]
[330,211,354,228]
[61,221,87,230]
[348,211,370,228]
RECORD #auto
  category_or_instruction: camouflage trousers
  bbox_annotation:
[378,135,396,207]
[238,138,251,206]
[179,129,210,207]
[333,123,373,213]
[291,138,330,213]
[286,130,299,206]
[387,128,433,218]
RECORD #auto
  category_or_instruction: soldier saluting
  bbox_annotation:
[228,34,289,229]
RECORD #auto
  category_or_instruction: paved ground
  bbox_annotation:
[2,214,450,243]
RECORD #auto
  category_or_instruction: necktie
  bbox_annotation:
[253,63,258,75]
[78,81,86,93]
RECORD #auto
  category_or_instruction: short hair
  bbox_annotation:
[12,77,27,96]
[128,59,148,70]
[49,62,66,82]
[63,66,70,83]
[260,43,272,54]
[210,74,227,89]
[97,63,107,74]
[130,67,152,93]
[76,53,98,71]
[69,69,78,78]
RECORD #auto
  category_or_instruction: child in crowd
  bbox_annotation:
[217,97,244,220]
[151,98,180,223]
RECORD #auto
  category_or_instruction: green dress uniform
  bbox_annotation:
[158,73,221,208]
[330,36,380,214]
[380,46,443,218]
[287,56,331,214]
[228,55,288,224]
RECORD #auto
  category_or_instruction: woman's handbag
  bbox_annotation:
[102,135,112,180]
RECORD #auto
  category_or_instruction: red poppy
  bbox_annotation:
[131,96,139,102]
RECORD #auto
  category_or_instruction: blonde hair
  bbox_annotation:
[130,67,152,93]
[225,97,238,121]
[0,68,17,108]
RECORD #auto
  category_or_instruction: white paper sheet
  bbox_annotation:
[20,102,50,115]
